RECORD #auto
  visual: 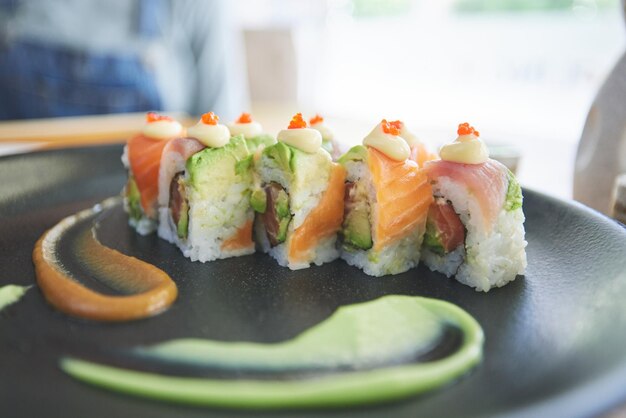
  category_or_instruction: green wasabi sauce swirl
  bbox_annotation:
[61,295,484,409]
[0,284,31,312]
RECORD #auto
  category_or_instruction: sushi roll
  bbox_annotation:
[227,112,276,154]
[421,122,527,291]
[252,113,346,269]
[157,112,255,262]
[338,119,433,276]
[392,120,437,167]
[123,112,184,235]
[309,114,341,160]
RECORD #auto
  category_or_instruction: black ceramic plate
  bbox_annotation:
[2,145,626,418]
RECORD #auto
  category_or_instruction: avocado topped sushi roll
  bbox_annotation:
[309,114,341,160]
[421,123,527,291]
[253,113,346,270]
[123,112,184,235]
[339,119,433,276]
[157,112,255,262]
[227,112,276,154]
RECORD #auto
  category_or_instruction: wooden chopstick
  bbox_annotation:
[0,112,193,149]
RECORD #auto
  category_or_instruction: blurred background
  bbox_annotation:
[239,0,625,202]
[0,0,624,209]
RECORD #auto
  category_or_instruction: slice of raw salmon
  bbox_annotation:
[222,219,254,251]
[367,147,433,251]
[410,142,437,168]
[127,134,170,218]
[158,137,205,207]
[289,163,346,264]
[424,159,508,230]
[427,199,466,252]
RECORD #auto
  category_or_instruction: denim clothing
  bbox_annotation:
[0,40,162,119]
[0,0,246,120]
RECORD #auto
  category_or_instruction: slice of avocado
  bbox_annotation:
[343,206,373,250]
[235,155,253,176]
[276,189,291,242]
[250,188,267,213]
[186,135,251,194]
[423,220,445,255]
[504,169,523,212]
[126,176,142,221]
[263,142,293,173]
[275,189,290,218]
[168,173,190,239]
[277,216,290,243]
[341,181,373,250]
[272,186,291,244]
[176,199,189,239]
[338,145,368,165]
[246,134,276,154]
[261,182,292,246]
[228,135,252,161]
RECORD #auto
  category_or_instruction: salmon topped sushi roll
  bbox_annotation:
[227,112,276,155]
[421,123,527,291]
[252,113,346,270]
[338,119,433,276]
[157,112,255,262]
[123,112,184,235]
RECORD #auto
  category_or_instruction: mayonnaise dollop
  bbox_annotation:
[278,128,322,153]
[228,121,263,139]
[142,120,183,140]
[187,121,230,148]
[440,133,489,164]
[363,121,410,161]
[310,122,334,142]
[398,124,420,147]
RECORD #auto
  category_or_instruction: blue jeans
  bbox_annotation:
[0,39,162,119]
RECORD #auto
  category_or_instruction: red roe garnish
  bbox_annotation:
[201,112,219,125]
[381,119,401,136]
[146,112,172,123]
[236,113,252,124]
[309,114,324,125]
[288,113,307,129]
[389,120,403,131]
[457,122,479,137]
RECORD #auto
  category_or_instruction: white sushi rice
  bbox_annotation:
[158,146,255,262]
[258,231,339,270]
[121,145,129,168]
[422,177,527,292]
[255,147,339,269]
[179,175,253,262]
[127,212,157,235]
[421,245,465,278]
[342,229,424,277]
[339,160,425,277]
[187,195,254,261]
[158,206,178,244]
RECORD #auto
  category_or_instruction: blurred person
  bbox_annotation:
[0,0,248,120]
[574,0,626,216]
